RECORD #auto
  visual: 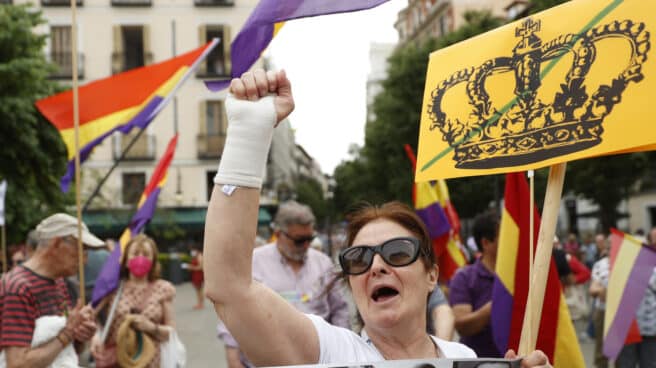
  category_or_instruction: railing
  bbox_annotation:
[48,52,85,79]
[197,133,226,159]
[42,0,82,5]
[111,51,153,74]
[111,0,152,6]
[194,0,234,6]
[113,131,156,161]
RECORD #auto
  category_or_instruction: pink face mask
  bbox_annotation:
[127,256,153,278]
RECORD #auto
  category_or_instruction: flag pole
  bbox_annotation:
[519,163,567,354]
[82,128,147,212]
[70,0,85,303]
[526,169,535,354]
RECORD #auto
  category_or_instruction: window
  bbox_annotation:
[197,25,231,78]
[206,100,227,135]
[439,14,447,37]
[206,170,217,201]
[122,172,145,205]
[194,0,233,6]
[112,25,151,74]
[42,0,81,6]
[197,101,227,159]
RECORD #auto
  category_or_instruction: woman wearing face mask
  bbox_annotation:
[91,234,176,368]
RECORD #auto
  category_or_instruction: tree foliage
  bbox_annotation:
[333,11,506,218]
[0,5,69,244]
[295,177,329,226]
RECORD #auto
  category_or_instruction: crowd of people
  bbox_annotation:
[0,68,654,368]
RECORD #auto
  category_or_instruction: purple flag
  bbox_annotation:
[205,0,390,91]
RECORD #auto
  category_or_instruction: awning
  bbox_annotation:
[83,207,272,238]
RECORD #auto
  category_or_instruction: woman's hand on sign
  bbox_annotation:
[505,349,552,368]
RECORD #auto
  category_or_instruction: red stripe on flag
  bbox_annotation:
[36,43,212,130]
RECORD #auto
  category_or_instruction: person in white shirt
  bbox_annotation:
[202,69,551,367]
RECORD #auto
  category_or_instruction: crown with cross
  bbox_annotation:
[427,18,650,169]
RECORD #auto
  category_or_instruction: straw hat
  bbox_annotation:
[116,315,157,368]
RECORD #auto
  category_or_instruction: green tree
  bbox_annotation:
[565,154,648,233]
[332,11,506,217]
[0,5,69,244]
[529,0,569,14]
[295,177,328,226]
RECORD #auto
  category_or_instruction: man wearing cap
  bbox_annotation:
[217,200,349,368]
[0,213,102,367]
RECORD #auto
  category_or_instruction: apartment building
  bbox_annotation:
[17,0,298,241]
[394,0,508,46]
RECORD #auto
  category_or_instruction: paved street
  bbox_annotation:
[174,283,227,368]
[173,282,596,367]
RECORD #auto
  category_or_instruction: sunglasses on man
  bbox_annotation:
[339,237,424,276]
[281,231,317,246]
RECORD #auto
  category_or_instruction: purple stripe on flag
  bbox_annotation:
[416,202,451,239]
[60,96,164,192]
[603,246,656,359]
[91,244,123,305]
[205,0,390,91]
[491,277,515,354]
[129,187,161,233]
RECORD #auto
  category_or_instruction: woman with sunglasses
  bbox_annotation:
[204,69,551,367]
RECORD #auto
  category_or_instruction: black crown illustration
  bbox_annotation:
[427,18,650,169]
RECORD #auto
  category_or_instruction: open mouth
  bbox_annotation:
[371,286,400,302]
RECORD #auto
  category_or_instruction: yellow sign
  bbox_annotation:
[416,0,655,181]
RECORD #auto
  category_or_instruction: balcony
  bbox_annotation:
[0,0,12,4]
[111,0,151,6]
[194,0,234,6]
[48,52,85,79]
[113,131,156,161]
[42,0,82,6]
[197,134,226,159]
[111,51,153,74]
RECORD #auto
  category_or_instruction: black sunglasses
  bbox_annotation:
[339,237,423,276]
[281,231,316,246]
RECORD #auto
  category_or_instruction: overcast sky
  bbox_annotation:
[266,0,406,175]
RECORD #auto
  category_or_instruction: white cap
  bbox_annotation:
[35,213,104,248]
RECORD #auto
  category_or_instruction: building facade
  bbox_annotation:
[394,0,508,46]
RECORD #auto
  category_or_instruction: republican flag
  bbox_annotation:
[91,134,178,305]
[405,145,466,282]
[36,41,217,192]
[205,0,391,91]
[492,172,584,367]
[603,229,656,359]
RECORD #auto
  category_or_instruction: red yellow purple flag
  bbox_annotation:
[91,134,178,305]
[36,41,216,192]
[405,145,465,281]
[492,172,584,367]
[603,229,656,359]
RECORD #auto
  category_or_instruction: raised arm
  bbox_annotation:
[203,69,319,366]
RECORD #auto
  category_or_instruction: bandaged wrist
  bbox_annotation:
[214,95,276,189]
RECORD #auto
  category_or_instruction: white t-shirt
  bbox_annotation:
[306,314,477,364]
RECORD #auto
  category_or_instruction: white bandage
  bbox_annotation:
[213,94,276,189]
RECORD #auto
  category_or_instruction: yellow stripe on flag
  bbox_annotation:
[554,296,586,367]
[496,208,519,294]
[603,237,641,337]
[59,67,188,159]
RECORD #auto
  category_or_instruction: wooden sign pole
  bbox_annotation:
[518,162,567,355]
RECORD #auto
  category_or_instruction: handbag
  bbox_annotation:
[564,283,590,320]
[160,326,186,368]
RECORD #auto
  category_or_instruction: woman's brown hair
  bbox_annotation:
[345,201,435,270]
[119,234,161,281]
